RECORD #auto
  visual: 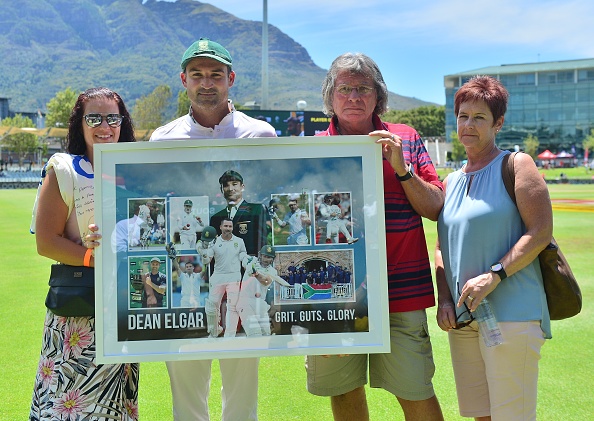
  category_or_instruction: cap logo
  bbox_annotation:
[181,38,232,70]
[204,230,211,238]
[267,246,272,253]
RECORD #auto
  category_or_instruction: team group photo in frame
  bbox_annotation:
[95,136,389,363]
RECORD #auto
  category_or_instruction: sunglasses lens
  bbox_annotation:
[84,114,102,127]
[84,114,123,127]
[106,114,123,127]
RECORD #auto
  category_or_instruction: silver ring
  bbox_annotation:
[468,295,474,302]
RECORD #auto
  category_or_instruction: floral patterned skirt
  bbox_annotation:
[30,311,139,420]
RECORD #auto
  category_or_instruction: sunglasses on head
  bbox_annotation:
[84,113,124,128]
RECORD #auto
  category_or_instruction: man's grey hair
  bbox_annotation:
[321,52,389,117]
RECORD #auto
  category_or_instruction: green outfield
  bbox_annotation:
[437,165,594,182]
[1,187,592,420]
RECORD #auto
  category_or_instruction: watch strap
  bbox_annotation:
[396,165,413,182]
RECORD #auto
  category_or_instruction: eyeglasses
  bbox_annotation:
[453,286,475,329]
[84,113,124,128]
[452,305,475,329]
[335,84,375,96]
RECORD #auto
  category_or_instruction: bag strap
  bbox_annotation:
[501,151,519,205]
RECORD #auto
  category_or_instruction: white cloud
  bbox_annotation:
[395,0,594,55]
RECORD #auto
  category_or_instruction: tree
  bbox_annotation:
[383,105,445,137]
[175,89,190,118]
[583,129,594,162]
[132,85,172,130]
[523,133,539,159]
[176,89,190,118]
[0,114,39,166]
[449,131,467,164]
[46,87,78,129]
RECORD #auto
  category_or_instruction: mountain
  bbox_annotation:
[0,0,435,114]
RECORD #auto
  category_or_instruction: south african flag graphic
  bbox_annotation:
[302,283,332,300]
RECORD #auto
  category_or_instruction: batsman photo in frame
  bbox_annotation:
[95,136,389,363]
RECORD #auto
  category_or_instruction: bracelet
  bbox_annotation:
[83,248,93,267]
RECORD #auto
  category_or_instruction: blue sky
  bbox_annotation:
[165,0,594,105]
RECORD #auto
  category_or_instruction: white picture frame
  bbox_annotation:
[94,135,389,363]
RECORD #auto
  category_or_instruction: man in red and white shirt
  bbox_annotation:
[306,52,445,421]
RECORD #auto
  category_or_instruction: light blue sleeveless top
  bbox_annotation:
[438,151,551,338]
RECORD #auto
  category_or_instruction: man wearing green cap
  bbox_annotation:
[150,37,276,421]
[149,37,277,140]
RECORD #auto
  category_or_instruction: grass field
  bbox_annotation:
[436,165,594,182]
[1,187,592,420]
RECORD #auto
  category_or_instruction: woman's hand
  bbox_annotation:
[83,224,102,250]
[435,239,458,330]
[436,301,457,331]
[457,272,500,311]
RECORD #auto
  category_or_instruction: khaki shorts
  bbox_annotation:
[448,321,545,420]
[306,310,436,401]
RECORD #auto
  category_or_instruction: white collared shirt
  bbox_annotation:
[149,102,277,141]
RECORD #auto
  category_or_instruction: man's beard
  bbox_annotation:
[193,90,222,108]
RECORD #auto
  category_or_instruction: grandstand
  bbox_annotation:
[0,168,40,189]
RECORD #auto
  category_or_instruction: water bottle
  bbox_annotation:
[474,297,503,347]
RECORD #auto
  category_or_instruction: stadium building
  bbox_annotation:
[444,58,594,154]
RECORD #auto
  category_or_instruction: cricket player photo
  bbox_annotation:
[269,193,312,246]
[315,192,358,245]
[169,196,208,250]
[236,245,290,336]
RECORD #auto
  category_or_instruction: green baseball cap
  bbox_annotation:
[181,37,233,71]
[260,245,276,258]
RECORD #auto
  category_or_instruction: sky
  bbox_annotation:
[165,0,594,105]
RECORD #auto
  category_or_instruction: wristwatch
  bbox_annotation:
[396,164,414,182]
[490,262,507,280]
